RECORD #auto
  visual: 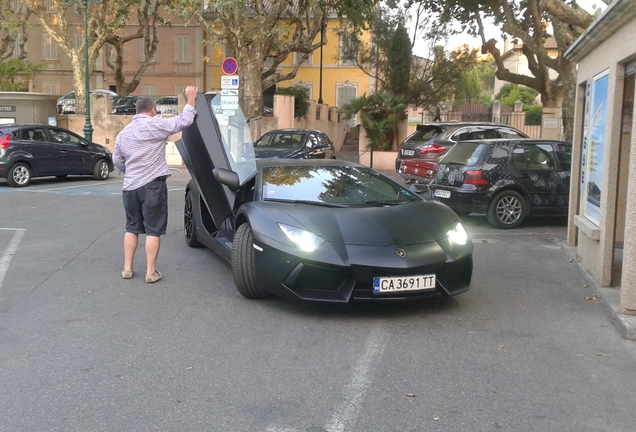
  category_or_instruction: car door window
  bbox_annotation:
[557,143,572,170]
[526,144,557,170]
[452,128,473,141]
[16,128,48,142]
[511,145,528,169]
[50,128,82,145]
[307,134,319,148]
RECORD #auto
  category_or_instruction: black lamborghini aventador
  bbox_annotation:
[176,93,473,302]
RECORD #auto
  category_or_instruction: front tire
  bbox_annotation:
[7,163,32,187]
[184,190,202,248]
[93,159,110,180]
[232,223,267,299]
[487,190,527,229]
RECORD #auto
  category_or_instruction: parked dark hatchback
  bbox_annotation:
[253,128,336,159]
[396,122,528,190]
[0,124,114,187]
[429,139,572,229]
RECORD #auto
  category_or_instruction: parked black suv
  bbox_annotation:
[396,122,528,189]
[0,124,114,187]
[429,139,572,229]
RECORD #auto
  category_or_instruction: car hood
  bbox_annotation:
[254,148,301,158]
[258,200,456,246]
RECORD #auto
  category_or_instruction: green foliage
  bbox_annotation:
[387,23,411,96]
[340,92,407,151]
[0,59,43,91]
[495,83,539,107]
[524,104,543,126]
[276,86,310,119]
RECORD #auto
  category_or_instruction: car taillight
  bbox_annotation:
[464,170,489,185]
[0,135,10,149]
[418,144,446,156]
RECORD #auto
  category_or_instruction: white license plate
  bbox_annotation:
[402,149,415,156]
[434,189,451,198]
[373,274,436,293]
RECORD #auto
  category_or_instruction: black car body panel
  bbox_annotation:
[177,93,473,302]
[0,124,114,186]
[429,139,571,228]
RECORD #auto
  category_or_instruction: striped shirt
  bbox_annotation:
[113,104,196,191]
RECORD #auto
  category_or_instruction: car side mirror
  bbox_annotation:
[213,167,240,191]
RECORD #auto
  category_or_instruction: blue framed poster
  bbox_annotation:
[583,71,609,225]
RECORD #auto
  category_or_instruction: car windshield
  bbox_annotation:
[208,93,256,184]
[256,132,304,149]
[262,165,421,206]
[442,142,490,166]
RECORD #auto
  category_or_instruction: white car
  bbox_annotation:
[57,89,118,114]
[155,96,178,114]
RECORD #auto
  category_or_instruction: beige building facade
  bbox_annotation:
[564,0,636,324]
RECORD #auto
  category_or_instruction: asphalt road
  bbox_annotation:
[1,173,635,432]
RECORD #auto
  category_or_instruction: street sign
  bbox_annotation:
[222,57,238,75]
[220,95,239,110]
[221,76,239,90]
[220,89,239,96]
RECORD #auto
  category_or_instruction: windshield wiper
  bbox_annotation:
[265,198,348,208]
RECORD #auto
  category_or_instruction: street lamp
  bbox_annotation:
[317,18,325,105]
[65,0,102,142]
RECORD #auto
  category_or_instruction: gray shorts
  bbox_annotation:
[122,178,168,236]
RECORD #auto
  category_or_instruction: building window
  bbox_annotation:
[12,0,22,12]
[43,35,58,60]
[141,37,156,62]
[176,35,191,63]
[42,82,59,95]
[292,82,313,101]
[12,35,22,59]
[73,33,83,50]
[293,52,313,66]
[142,85,157,99]
[44,0,55,13]
[339,34,358,65]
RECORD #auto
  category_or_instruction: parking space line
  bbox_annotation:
[20,180,121,193]
[0,228,25,291]
[324,327,389,432]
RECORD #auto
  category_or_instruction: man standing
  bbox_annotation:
[113,86,198,283]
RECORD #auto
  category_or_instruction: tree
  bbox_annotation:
[167,0,376,121]
[495,83,538,107]
[24,0,141,112]
[0,59,43,90]
[343,4,479,111]
[103,0,164,96]
[1,0,31,61]
[340,92,407,152]
[387,23,411,96]
[411,0,612,140]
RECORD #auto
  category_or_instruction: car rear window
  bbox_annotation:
[410,126,442,142]
[442,142,490,166]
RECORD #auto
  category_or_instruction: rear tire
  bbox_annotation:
[487,190,527,229]
[232,223,267,299]
[93,159,110,180]
[184,190,202,248]
[7,163,32,187]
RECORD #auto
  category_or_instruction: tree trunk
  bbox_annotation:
[240,50,265,122]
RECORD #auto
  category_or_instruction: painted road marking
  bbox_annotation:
[267,327,388,432]
[0,228,25,291]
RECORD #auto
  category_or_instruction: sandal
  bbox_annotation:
[145,270,162,284]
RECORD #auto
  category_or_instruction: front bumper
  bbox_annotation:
[252,236,473,302]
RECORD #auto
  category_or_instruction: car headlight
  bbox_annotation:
[447,222,468,245]
[278,223,324,252]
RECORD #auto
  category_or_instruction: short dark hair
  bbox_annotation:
[136,97,156,114]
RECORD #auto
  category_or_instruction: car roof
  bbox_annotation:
[417,121,523,129]
[454,138,571,146]
[263,128,319,135]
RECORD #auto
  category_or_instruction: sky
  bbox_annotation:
[411,0,608,57]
